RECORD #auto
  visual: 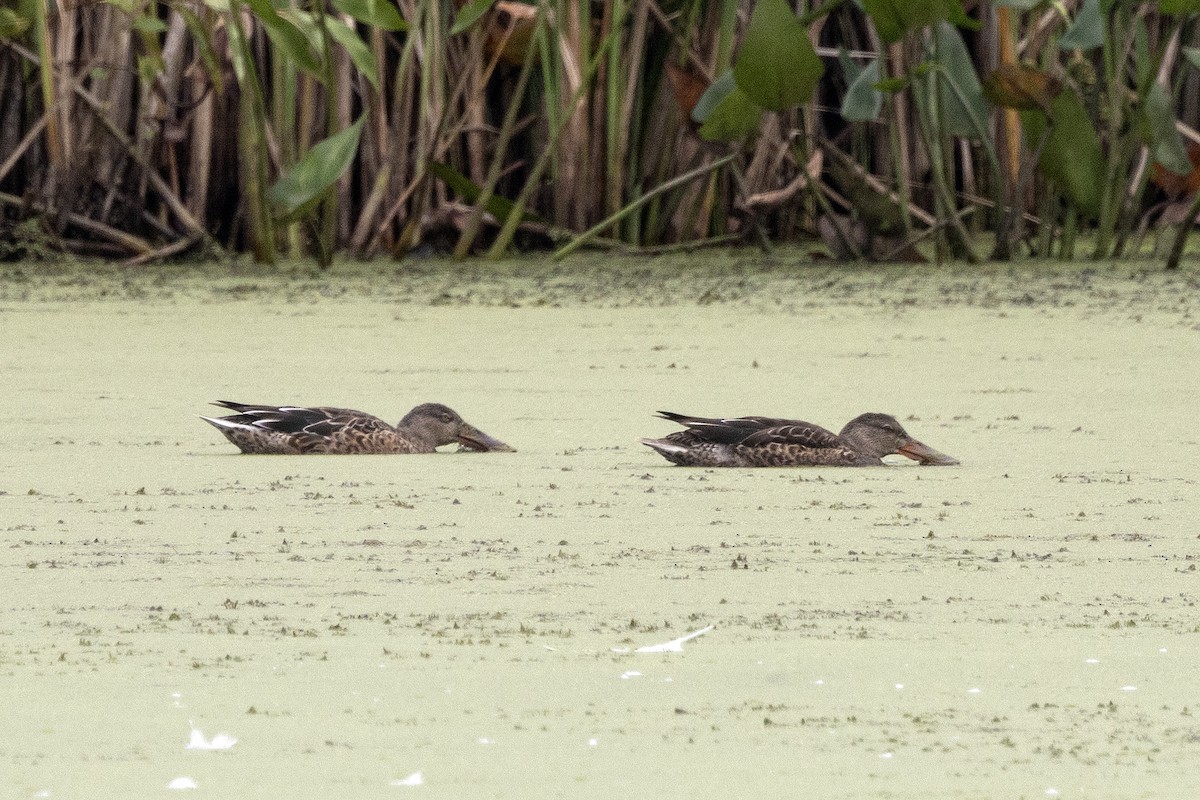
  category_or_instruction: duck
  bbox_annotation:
[201,401,515,455]
[640,411,958,467]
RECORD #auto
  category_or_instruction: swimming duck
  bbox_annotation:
[640,411,958,467]
[201,401,515,454]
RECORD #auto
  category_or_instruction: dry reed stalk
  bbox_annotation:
[123,232,203,265]
[462,26,486,184]
[361,25,389,223]
[0,190,153,254]
[334,30,354,242]
[45,0,70,166]
[613,0,649,223]
[2,0,1195,260]
[0,114,48,186]
[552,4,588,230]
[92,7,136,191]
[0,56,21,184]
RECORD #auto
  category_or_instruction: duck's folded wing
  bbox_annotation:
[212,403,353,435]
[737,421,843,450]
[298,409,392,438]
[247,406,332,434]
[656,412,818,445]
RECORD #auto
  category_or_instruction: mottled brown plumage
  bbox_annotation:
[640,411,958,467]
[201,401,515,455]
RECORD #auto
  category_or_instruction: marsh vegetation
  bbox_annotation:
[2,1,1200,266]
[1,258,1198,797]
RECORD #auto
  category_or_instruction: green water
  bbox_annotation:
[1,255,1198,798]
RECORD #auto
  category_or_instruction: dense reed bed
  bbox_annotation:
[1,0,1198,266]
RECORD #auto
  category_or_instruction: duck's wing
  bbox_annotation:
[212,402,391,437]
[656,411,841,447]
[735,420,845,450]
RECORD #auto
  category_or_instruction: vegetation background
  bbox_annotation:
[1,0,1199,267]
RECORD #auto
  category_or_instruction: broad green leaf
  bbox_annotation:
[932,22,987,139]
[1184,46,1200,70]
[874,75,909,93]
[137,53,164,84]
[245,0,322,74]
[692,69,735,123]
[909,61,935,79]
[861,0,977,44]
[268,116,365,219]
[324,16,378,87]
[1059,0,1102,50]
[1160,0,1200,13]
[1022,91,1103,218]
[1133,17,1151,86]
[0,8,31,39]
[331,0,407,31]
[983,64,1061,110]
[838,49,864,84]
[451,0,494,35]
[131,14,167,34]
[1141,81,1192,175]
[841,56,882,121]
[426,161,543,224]
[732,0,823,111]
[698,84,763,141]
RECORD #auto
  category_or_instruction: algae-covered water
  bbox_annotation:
[1,255,1199,798]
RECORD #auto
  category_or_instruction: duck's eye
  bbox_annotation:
[441,413,453,423]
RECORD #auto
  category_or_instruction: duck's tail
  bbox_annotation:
[639,436,690,464]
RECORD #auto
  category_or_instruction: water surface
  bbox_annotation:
[2,255,1198,798]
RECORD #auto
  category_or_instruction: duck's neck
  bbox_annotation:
[838,425,886,464]
[395,419,437,449]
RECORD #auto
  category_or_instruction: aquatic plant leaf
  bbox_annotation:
[982,64,1061,111]
[332,0,408,31]
[697,81,763,142]
[692,69,735,124]
[1141,81,1192,176]
[244,0,322,74]
[1160,0,1200,13]
[324,16,379,87]
[841,56,882,121]
[280,10,378,87]
[1059,0,1103,50]
[874,75,910,93]
[931,22,987,139]
[861,0,977,44]
[1021,91,1103,218]
[451,0,494,35]
[132,14,167,33]
[268,116,364,220]
[426,161,543,224]
[0,8,30,40]
[665,61,709,125]
[732,0,823,111]
[1151,141,1200,195]
[484,1,537,65]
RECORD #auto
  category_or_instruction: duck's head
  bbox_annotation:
[840,413,959,465]
[399,403,515,452]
